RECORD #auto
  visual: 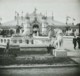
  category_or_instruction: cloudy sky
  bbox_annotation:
[0,0,80,24]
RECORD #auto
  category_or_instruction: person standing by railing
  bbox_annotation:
[73,35,77,50]
[77,34,80,49]
[5,40,10,54]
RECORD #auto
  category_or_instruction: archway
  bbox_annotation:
[32,24,40,36]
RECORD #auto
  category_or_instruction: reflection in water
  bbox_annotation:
[0,67,80,76]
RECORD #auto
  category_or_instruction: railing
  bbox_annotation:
[0,37,11,44]
[0,36,74,45]
[0,36,51,46]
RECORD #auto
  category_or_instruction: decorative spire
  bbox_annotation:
[33,8,37,17]
[46,11,47,17]
[15,11,17,20]
[72,18,76,25]
[15,11,19,20]
[34,16,37,21]
[26,13,30,19]
[66,16,71,25]
[34,8,37,14]
[42,11,47,20]
[21,11,23,20]
[15,11,19,25]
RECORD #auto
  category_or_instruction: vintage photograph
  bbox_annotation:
[0,0,80,76]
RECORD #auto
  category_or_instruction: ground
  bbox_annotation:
[0,37,80,76]
[0,67,80,76]
[63,38,80,64]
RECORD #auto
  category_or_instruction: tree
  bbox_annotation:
[16,25,21,33]
[10,30,14,36]
[1,29,5,37]
[65,26,70,31]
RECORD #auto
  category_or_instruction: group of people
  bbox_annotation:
[73,35,80,49]
[49,28,80,50]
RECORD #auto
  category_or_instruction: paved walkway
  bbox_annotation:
[63,39,80,64]
[16,39,80,64]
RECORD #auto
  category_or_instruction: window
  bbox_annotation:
[7,39,10,42]
[13,40,17,43]
[4,39,6,43]
[19,39,22,43]
[1,39,3,43]
[26,40,29,44]
[31,40,34,44]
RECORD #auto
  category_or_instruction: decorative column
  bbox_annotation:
[42,16,48,35]
[66,16,71,25]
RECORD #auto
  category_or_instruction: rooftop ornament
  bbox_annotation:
[21,11,24,20]
[66,16,71,25]
[72,18,76,25]
[33,8,37,16]
[52,12,54,20]
[25,13,30,19]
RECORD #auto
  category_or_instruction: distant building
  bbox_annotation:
[0,9,78,36]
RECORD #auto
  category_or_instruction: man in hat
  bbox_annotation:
[6,40,10,54]
[77,34,80,49]
[73,35,77,49]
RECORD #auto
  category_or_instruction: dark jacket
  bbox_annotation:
[73,37,77,44]
[77,36,80,43]
[6,42,9,49]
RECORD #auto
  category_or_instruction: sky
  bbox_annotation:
[0,0,80,25]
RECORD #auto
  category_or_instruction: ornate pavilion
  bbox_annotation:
[0,9,78,37]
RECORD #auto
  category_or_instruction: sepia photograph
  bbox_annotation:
[0,0,80,76]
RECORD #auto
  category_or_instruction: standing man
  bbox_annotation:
[6,40,10,54]
[73,35,77,49]
[77,34,80,49]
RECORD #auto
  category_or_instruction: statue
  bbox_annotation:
[54,30,63,49]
